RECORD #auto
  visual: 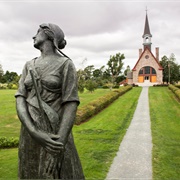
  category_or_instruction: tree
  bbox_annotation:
[77,69,86,93]
[160,54,180,84]
[92,66,106,87]
[2,71,19,84]
[124,65,131,77]
[0,64,4,82]
[107,52,125,86]
[85,79,97,93]
[84,65,95,80]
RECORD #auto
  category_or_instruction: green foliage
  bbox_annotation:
[169,84,180,101]
[0,137,19,148]
[160,54,180,84]
[85,79,97,93]
[0,83,8,89]
[75,85,132,124]
[174,84,180,89]
[149,87,180,180]
[107,53,125,76]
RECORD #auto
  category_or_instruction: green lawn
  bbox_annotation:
[0,87,141,179]
[0,89,111,138]
[149,87,180,180]
[0,90,20,138]
[73,87,141,179]
[78,88,111,107]
[1,87,179,179]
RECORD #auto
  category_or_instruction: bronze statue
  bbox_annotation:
[15,23,84,179]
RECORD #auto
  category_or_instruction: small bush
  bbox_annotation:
[0,137,19,148]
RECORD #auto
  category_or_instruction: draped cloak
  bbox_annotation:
[15,57,84,179]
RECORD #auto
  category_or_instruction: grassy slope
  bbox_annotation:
[149,87,180,180]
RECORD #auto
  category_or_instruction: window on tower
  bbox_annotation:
[145,37,149,43]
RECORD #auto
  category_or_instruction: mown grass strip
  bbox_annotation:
[73,87,142,179]
[149,87,180,180]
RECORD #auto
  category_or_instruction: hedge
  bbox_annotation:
[0,86,132,148]
[0,137,19,148]
[75,85,132,125]
[174,84,180,89]
[168,84,180,101]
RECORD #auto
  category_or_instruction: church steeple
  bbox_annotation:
[142,11,152,51]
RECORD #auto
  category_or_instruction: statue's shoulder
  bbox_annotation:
[23,57,38,69]
[56,56,72,66]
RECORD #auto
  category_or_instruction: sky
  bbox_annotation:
[0,0,180,75]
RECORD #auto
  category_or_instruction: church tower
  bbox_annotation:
[142,12,152,51]
[126,11,163,86]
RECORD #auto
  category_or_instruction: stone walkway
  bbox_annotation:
[106,86,152,180]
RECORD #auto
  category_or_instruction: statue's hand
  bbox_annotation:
[31,129,64,155]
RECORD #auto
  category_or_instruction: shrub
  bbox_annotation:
[0,137,19,148]
[169,84,179,92]
[175,84,180,89]
[0,83,8,89]
[153,84,169,87]
[169,84,180,101]
[75,85,132,124]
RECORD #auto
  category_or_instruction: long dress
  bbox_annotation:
[15,56,84,179]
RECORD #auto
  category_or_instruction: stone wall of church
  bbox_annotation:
[133,49,163,84]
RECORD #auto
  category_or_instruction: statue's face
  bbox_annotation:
[32,28,48,49]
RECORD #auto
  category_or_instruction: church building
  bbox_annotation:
[127,13,163,85]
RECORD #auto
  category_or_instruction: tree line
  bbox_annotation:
[0,52,180,90]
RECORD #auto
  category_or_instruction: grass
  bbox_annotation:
[0,90,20,138]
[0,148,18,179]
[73,87,142,179]
[0,87,142,179]
[149,87,180,180]
[0,89,111,138]
[78,88,111,107]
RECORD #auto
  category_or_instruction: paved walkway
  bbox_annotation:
[106,86,152,180]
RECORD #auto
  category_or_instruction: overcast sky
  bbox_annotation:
[0,0,180,75]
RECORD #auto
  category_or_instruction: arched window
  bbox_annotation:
[138,66,156,75]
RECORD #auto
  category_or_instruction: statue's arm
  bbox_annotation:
[16,96,36,134]
[16,96,63,154]
[57,101,78,145]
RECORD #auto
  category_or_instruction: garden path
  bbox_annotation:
[106,86,152,180]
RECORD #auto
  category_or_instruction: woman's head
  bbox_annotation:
[39,23,67,50]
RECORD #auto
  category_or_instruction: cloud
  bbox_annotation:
[0,1,180,75]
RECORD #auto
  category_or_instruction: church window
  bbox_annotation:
[145,55,149,59]
[152,67,156,74]
[145,66,150,74]
[139,68,143,74]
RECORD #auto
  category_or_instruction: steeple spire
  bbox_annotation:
[142,10,152,51]
[143,11,152,38]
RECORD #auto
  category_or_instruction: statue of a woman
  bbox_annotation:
[15,23,84,179]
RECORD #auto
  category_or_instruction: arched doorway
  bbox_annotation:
[138,66,157,83]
